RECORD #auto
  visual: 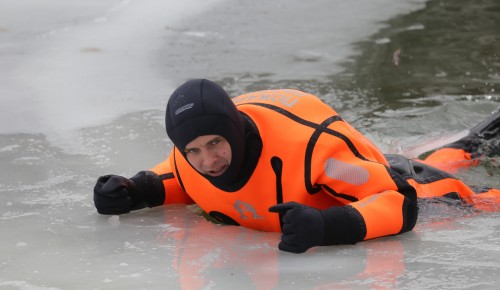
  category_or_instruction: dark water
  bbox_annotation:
[163,0,500,132]
[339,0,500,101]
[334,0,500,188]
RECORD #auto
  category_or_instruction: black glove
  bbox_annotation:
[93,171,165,215]
[94,175,138,215]
[269,202,325,254]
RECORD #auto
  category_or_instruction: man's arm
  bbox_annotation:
[94,151,194,215]
[269,165,417,253]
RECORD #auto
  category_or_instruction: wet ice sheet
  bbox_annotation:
[1,113,499,290]
[1,0,500,289]
[1,202,499,289]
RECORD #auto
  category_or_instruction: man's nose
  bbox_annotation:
[201,149,218,167]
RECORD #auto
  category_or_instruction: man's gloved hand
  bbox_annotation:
[269,202,325,254]
[94,175,138,215]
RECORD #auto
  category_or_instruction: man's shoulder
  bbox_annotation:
[232,89,320,109]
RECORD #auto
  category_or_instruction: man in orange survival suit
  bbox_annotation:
[94,79,500,254]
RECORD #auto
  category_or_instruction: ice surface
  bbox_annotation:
[1,0,499,289]
[0,0,224,136]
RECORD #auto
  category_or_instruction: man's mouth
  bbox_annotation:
[207,165,228,176]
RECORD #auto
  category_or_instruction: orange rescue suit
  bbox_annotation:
[151,89,418,242]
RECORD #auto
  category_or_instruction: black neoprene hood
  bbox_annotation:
[165,79,247,185]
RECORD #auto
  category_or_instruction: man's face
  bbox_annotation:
[184,135,232,177]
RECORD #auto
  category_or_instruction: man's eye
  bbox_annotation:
[211,139,221,145]
[185,148,198,154]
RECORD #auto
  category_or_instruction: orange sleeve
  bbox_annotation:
[349,190,411,240]
[318,157,417,244]
[150,151,195,205]
[419,148,477,174]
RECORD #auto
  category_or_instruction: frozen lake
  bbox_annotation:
[1,0,499,289]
